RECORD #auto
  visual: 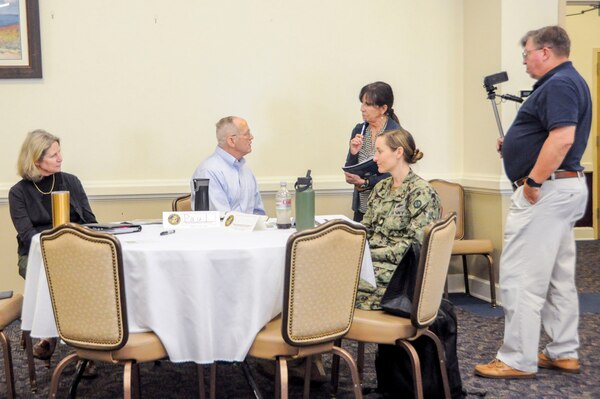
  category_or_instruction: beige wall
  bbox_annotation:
[566,5,600,237]
[1,0,466,293]
[566,5,600,172]
[0,0,464,197]
[2,1,588,299]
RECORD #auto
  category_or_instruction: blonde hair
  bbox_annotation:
[380,128,423,164]
[17,129,60,182]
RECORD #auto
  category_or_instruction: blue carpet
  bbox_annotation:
[580,292,600,314]
[450,292,600,318]
[449,293,504,317]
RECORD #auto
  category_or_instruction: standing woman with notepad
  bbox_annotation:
[344,82,401,222]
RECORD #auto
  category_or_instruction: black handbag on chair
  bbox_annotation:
[377,242,465,398]
[380,243,420,317]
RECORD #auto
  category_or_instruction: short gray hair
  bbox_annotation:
[521,25,570,58]
[215,116,240,146]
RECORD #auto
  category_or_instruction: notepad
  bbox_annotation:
[342,157,379,178]
[84,223,142,235]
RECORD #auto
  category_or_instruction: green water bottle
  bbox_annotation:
[294,170,315,231]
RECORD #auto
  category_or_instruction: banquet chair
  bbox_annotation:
[334,213,456,399]
[1,293,24,399]
[247,220,367,399]
[429,179,497,307]
[172,194,192,212]
[39,223,208,399]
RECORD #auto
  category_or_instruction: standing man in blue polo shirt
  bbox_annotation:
[191,116,265,215]
[476,26,591,379]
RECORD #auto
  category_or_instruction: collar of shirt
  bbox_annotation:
[374,170,417,200]
[532,61,572,92]
[215,146,246,171]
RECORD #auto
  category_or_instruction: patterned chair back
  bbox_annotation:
[282,220,367,346]
[430,179,464,240]
[40,223,128,351]
[411,213,457,328]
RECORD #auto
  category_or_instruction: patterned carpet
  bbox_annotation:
[1,240,599,398]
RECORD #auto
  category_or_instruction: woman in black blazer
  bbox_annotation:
[9,129,97,362]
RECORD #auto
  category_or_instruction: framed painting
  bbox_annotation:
[0,0,41,79]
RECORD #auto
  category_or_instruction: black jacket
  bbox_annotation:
[345,118,401,212]
[9,172,97,256]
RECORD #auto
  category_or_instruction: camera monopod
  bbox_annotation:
[483,71,523,137]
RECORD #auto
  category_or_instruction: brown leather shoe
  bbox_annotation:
[33,338,57,360]
[538,353,580,374]
[474,359,536,379]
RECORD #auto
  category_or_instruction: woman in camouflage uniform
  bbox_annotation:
[356,128,441,310]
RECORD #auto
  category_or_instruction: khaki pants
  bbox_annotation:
[496,177,587,372]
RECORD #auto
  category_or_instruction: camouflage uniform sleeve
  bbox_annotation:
[370,185,441,265]
[360,180,380,235]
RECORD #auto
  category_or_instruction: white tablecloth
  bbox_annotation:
[21,223,374,364]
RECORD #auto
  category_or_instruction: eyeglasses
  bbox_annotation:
[522,47,551,59]
[231,131,253,139]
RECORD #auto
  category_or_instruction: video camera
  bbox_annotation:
[483,71,524,137]
[483,71,522,103]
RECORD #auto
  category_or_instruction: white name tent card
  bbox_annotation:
[162,211,221,230]
[223,212,268,231]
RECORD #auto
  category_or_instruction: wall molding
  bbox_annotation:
[0,170,586,202]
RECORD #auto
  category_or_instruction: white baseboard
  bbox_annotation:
[575,227,595,240]
[447,273,502,306]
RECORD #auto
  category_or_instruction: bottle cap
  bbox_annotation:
[295,170,312,191]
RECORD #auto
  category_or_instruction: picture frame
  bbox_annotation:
[0,0,42,79]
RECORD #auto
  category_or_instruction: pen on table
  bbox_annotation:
[160,229,176,236]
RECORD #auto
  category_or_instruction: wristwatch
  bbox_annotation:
[525,176,542,188]
[360,178,369,189]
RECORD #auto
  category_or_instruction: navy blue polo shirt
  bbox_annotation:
[502,61,591,183]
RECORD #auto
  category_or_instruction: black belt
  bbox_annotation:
[513,170,584,190]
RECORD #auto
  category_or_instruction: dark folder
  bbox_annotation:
[84,223,142,235]
[342,157,379,178]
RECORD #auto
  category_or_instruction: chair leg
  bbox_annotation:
[331,345,363,399]
[330,339,342,395]
[302,355,312,399]
[461,255,470,295]
[123,360,139,399]
[1,331,15,399]
[209,363,216,399]
[48,352,78,399]
[357,342,365,380]
[275,358,289,399]
[396,340,423,399]
[69,359,87,399]
[197,364,206,399]
[133,362,142,399]
[241,361,262,399]
[423,330,451,399]
[485,254,497,307]
[22,330,37,392]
